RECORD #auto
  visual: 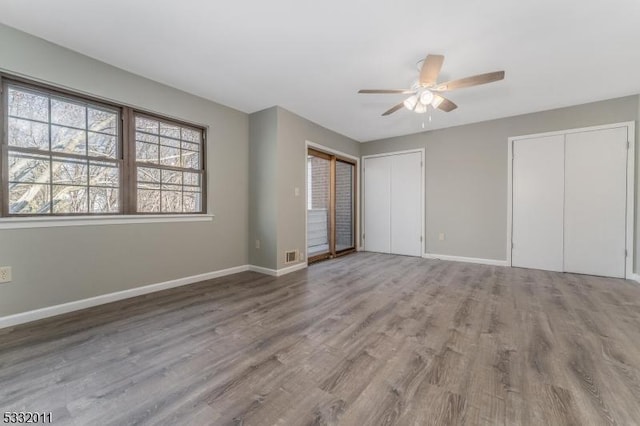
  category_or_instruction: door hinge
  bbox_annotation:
[627,141,630,149]
[625,249,628,257]
[420,236,423,242]
[363,233,365,240]
[511,242,514,249]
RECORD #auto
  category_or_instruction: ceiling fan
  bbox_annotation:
[358,54,505,116]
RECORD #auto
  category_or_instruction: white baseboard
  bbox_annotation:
[423,253,508,267]
[628,273,640,283]
[0,265,250,330]
[249,262,308,277]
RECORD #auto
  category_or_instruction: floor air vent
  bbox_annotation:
[285,250,298,264]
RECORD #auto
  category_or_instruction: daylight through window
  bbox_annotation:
[1,78,206,216]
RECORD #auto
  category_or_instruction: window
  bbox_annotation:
[134,114,204,213]
[1,77,206,216]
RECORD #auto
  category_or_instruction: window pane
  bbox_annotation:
[160,123,180,139]
[137,189,160,212]
[161,191,182,212]
[183,172,200,187]
[51,125,87,155]
[90,162,119,187]
[136,132,159,144]
[8,88,49,122]
[52,158,87,185]
[4,83,122,217]
[137,167,160,183]
[183,192,202,212]
[136,142,159,163]
[8,117,49,150]
[9,183,50,214]
[181,141,200,152]
[135,117,158,134]
[160,137,180,148]
[8,152,50,183]
[90,187,119,213]
[133,114,205,214]
[88,132,117,158]
[52,185,88,213]
[181,128,201,143]
[160,146,180,167]
[182,150,200,169]
[51,99,86,128]
[162,169,182,185]
[88,108,117,135]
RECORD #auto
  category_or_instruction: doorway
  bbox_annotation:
[307,148,357,263]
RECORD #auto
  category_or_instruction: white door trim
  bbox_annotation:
[507,121,635,278]
[362,148,426,255]
[304,141,361,256]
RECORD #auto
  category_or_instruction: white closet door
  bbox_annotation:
[390,152,423,256]
[364,156,391,253]
[564,127,628,278]
[512,135,565,271]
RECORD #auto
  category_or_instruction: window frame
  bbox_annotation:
[0,74,207,217]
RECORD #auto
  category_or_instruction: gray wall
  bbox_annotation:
[248,107,360,270]
[248,107,278,269]
[361,96,639,262]
[276,107,360,269]
[0,24,249,316]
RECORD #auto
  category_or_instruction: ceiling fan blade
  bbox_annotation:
[436,71,505,91]
[433,94,457,112]
[359,89,414,94]
[419,54,445,86]
[382,102,406,116]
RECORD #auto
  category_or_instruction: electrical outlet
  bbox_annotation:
[0,266,12,283]
[299,252,305,261]
[255,239,260,249]
[438,232,446,241]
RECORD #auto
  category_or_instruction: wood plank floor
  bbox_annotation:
[2,253,640,425]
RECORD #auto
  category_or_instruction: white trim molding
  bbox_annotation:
[423,253,508,267]
[628,273,640,284]
[0,264,248,329]
[249,262,308,277]
[0,214,215,230]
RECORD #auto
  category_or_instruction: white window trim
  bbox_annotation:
[0,214,214,229]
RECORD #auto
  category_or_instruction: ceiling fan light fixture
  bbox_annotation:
[431,96,444,108]
[403,95,418,110]
[414,102,428,114]
[419,90,434,105]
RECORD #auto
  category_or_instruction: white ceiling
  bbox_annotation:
[2,0,640,142]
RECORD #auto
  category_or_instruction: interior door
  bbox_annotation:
[364,156,391,253]
[564,127,628,278]
[390,152,422,256]
[512,135,565,272]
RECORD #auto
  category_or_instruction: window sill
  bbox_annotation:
[0,214,215,230]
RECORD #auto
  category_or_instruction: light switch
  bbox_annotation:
[438,232,445,241]
[294,187,300,196]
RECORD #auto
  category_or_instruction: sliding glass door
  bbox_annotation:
[307,148,356,262]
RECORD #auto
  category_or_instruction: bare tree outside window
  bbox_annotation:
[6,85,120,214]
[1,78,206,216]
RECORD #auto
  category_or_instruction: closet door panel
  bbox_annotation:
[364,156,391,253]
[512,135,565,271]
[390,152,423,256]
[564,127,628,278]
